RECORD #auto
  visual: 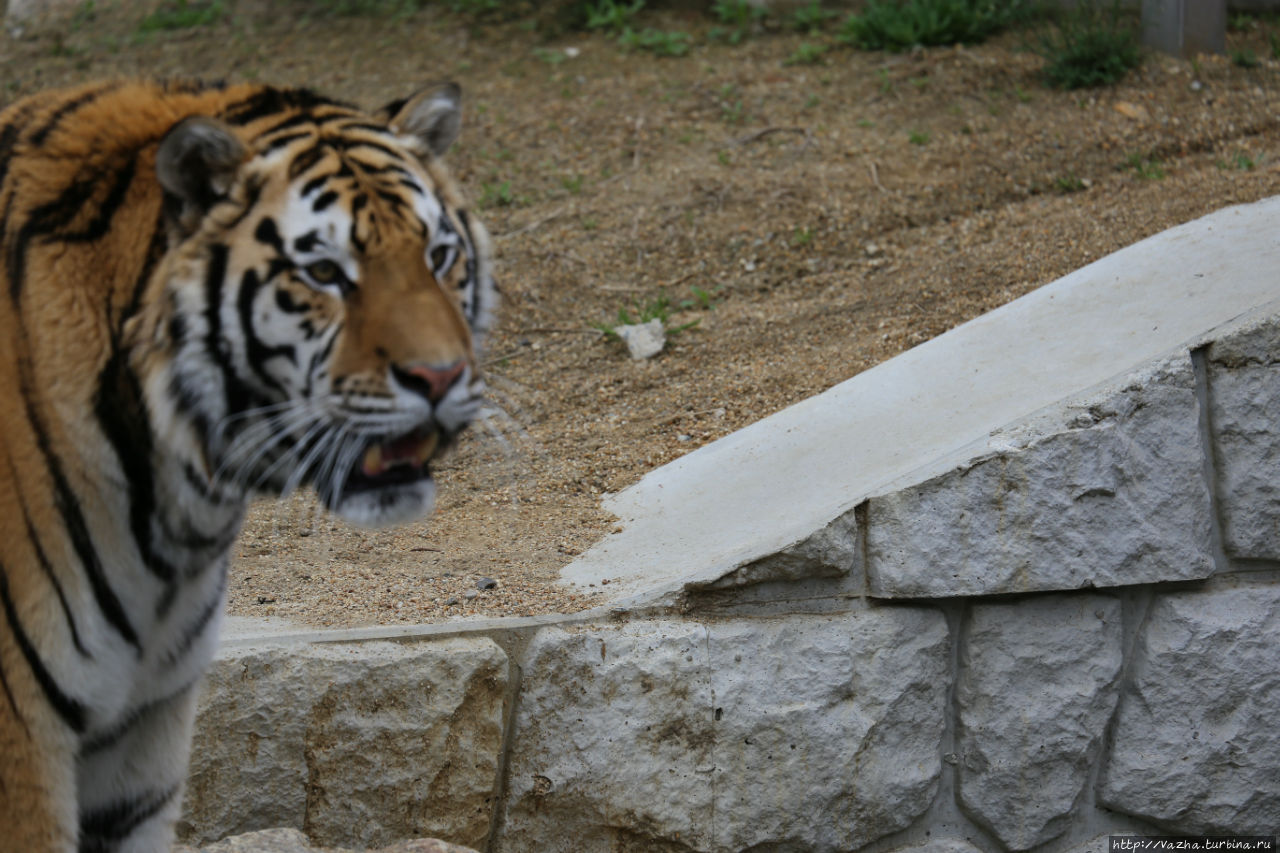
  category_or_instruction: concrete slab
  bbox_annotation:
[560,196,1280,607]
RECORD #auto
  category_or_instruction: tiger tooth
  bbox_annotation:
[415,431,440,467]
[362,444,384,476]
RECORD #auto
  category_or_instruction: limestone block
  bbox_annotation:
[498,620,715,852]
[1098,585,1280,833]
[180,638,508,851]
[497,610,949,853]
[1058,835,1113,853]
[868,354,1212,598]
[956,595,1124,850]
[175,827,477,852]
[1206,312,1280,559]
[887,840,984,853]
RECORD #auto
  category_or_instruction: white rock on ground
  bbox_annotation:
[613,319,665,359]
[496,610,949,852]
[867,353,1213,597]
[179,638,508,850]
[955,595,1124,850]
[1205,311,1280,560]
[1098,585,1280,833]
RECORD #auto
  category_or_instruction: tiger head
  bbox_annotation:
[136,83,496,526]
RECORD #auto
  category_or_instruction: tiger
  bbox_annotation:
[0,78,496,852]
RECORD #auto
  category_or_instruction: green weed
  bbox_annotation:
[686,285,719,310]
[785,42,828,65]
[791,0,835,34]
[719,85,746,124]
[620,27,692,56]
[711,0,765,44]
[839,0,1032,52]
[1217,152,1256,171]
[1124,152,1164,181]
[315,0,422,15]
[909,129,930,145]
[1054,173,1085,193]
[1228,12,1257,32]
[137,0,225,32]
[584,0,644,34]
[479,180,514,208]
[599,288,715,340]
[599,294,696,337]
[446,0,507,18]
[534,47,569,65]
[1034,0,1140,89]
[1230,47,1260,68]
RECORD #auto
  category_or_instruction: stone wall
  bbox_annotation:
[181,300,1280,851]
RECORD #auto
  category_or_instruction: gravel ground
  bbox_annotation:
[7,3,1280,628]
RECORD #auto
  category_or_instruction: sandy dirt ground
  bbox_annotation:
[5,1,1280,626]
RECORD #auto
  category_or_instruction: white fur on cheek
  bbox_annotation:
[335,479,438,527]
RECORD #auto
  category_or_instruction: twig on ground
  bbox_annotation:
[646,408,724,427]
[730,126,812,147]
[661,270,702,289]
[869,161,889,194]
[497,206,570,241]
[518,327,604,335]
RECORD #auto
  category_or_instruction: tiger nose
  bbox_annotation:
[393,360,467,403]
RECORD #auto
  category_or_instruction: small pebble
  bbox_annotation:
[476,577,498,590]
[463,590,479,600]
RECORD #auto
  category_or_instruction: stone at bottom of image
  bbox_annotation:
[495,609,950,853]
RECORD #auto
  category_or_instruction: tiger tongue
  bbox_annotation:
[361,432,439,477]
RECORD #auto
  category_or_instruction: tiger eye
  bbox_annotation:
[430,245,451,274]
[305,259,344,285]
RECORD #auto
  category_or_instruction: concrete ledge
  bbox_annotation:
[560,197,1280,609]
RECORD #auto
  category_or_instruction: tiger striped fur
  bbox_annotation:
[0,79,496,852]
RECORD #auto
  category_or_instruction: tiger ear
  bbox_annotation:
[380,82,462,158]
[156,116,247,228]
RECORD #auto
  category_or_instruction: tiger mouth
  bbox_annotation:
[343,427,444,493]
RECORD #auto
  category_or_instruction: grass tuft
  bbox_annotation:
[839,0,1031,52]
[710,0,765,44]
[137,0,225,32]
[1034,0,1140,89]
[619,27,692,56]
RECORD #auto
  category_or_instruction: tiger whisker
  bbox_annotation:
[247,416,333,495]
[281,423,345,498]
[213,404,322,489]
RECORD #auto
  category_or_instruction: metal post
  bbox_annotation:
[1142,0,1226,57]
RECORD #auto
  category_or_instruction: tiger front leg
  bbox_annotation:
[0,646,80,853]
[75,684,201,853]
